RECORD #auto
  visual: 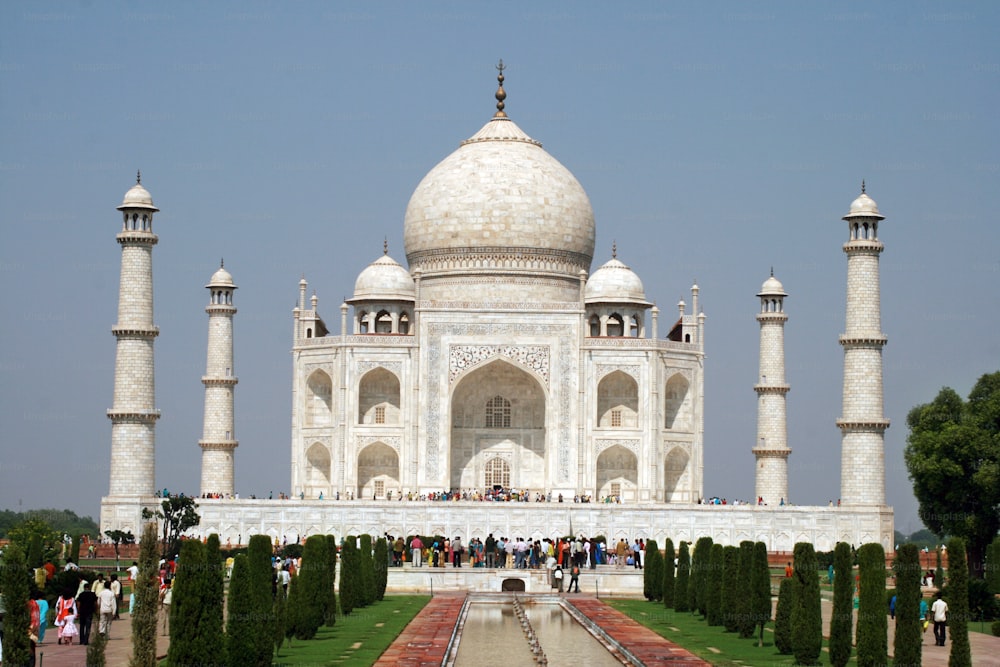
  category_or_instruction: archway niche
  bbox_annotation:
[664,373,692,430]
[358,367,401,424]
[357,441,399,499]
[596,370,638,428]
[304,442,331,498]
[596,445,638,502]
[663,446,690,503]
[305,370,333,427]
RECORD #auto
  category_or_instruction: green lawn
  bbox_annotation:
[272,595,430,666]
[607,599,861,667]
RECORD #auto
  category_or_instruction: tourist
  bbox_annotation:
[452,536,463,567]
[931,592,948,646]
[553,564,564,592]
[410,535,424,567]
[98,580,117,638]
[34,590,49,645]
[159,580,172,635]
[569,564,581,593]
[393,536,405,566]
[127,560,140,613]
[55,589,79,645]
[485,533,496,568]
[920,593,930,634]
[110,574,123,619]
[615,539,628,569]
[76,582,97,645]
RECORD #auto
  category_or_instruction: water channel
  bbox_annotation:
[451,594,628,666]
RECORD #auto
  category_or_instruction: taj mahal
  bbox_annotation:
[100,66,893,551]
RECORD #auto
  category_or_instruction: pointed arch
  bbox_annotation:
[664,373,692,430]
[606,313,624,337]
[304,442,331,498]
[596,445,638,501]
[358,367,401,424]
[357,441,399,499]
[663,446,689,502]
[588,314,600,337]
[305,370,333,427]
[597,370,639,428]
[374,310,392,334]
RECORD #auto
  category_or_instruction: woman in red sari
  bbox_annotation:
[55,589,79,644]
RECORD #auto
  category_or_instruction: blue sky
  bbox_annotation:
[1,1,997,536]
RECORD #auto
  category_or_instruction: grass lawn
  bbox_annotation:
[272,595,430,666]
[606,599,862,666]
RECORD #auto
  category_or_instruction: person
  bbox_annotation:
[452,536,463,567]
[110,573,123,619]
[127,561,140,613]
[569,563,581,593]
[919,594,930,634]
[55,589,79,644]
[76,582,98,645]
[615,539,628,569]
[34,590,49,645]
[98,580,117,638]
[159,580,172,635]
[553,564,564,592]
[277,564,290,593]
[931,592,948,646]
[889,593,896,620]
[410,535,423,567]
[785,562,794,577]
[828,563,835,584]
[393,536,405,567]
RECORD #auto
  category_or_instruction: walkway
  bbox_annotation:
[35,610,170,667]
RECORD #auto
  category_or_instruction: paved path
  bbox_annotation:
[373,593,466,666]
[36,610,170,667]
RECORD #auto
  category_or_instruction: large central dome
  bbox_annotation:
[403,83,596,301]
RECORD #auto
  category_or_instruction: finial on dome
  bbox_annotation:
[494,59,507,118]
[770,266,774,277]
[136,169,142,185]
[220,258,225,268]
[383,237,388,255]
[861,179,866,194]
[612,240,617,259]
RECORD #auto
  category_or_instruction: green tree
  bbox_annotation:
[774,576,796,655]
[0,544,32,666]
[694,536,714,615]
[705,543,724,626]
[273,583,287,656]
[947,537,972,667]
[340,536,359,616]
[70,532,81,563]
[201,534,226,666]
[87,623,109,666]
[6,518,59,559]
[284,574,302,647]
[662,538,675,609]
[643,539,663,601]
[721,545,740,633]
[791,542,822,665]
[674,541,691,612]
[294,535,327,639]
[987,537,1000,595]
[905,372,1000,578]
[247,534,275,666]
[142,496,200,558]
[167,539,211,666]
[374,535,389,601]
[359,534,375,606]
[324,534,338,625]
[750,542,772,647]
[736,540,755,638]
[104,529,136,568]
[225,554,256,666]
[856,542,887,667]
[28,532,44,568]
[893,543,923,667]
[829,542,854,667]
[129,522,160,667]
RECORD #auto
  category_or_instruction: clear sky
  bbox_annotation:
[1,1,997,536]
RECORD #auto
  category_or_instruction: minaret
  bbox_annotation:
[837,183,889,505]
[199,261,239,496]
[106,172,160,502]
[752,270,790,505]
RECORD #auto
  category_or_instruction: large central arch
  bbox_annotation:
[449,359,546,492]
[357,441,399,499]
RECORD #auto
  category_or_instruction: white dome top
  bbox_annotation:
[585,256,650,304]
[403,115,596,279]
[758,273,786,297]
[207,263,235,288]
[351,253,415,302]
[843,190,883,220]
[117,174,158,211]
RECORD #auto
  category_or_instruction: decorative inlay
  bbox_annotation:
[596,364,640,381]
[449,345,549,385]
[356,435,401,452]
[357,360,403,377]
[596,438,639,455]
[663,367,693,382]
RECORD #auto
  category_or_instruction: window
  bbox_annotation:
[611,482,621,499]
[374,479,385,498]
[610,409,622,427]
[606,314,624,337]
[485,396,511,428]
[375,310,392,334]
[374,405,386,424]
[484,457,510,489]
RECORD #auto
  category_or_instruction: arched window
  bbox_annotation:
[399,312,410,335]
[375,310,392,334]
[606,313,624,337]
[485,395,511,428]
[589,315,600,337]
[358,311,369,334]
[484,457,510,489]
[629,314,641,337]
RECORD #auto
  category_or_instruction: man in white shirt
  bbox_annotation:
[98,585,117,638]
[127,561,140,613]
[931,592,948,646]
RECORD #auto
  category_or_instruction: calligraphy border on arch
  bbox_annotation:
[356,435,401,453]
[595,364,641,382]
[595,438,639,456]
[449,345,550,386]
[357,360,403,377]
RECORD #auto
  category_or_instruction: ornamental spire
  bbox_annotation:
[494,59,507,118]
[384,237,389,255]
[861,179,866,194]
[136,169,142,184]
[612,240,617,259]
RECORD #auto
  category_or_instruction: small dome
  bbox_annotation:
[758,273,786,297]
[585,257,650,304]
[843,191,884,220]
[206,264,236,289]
[116,180,159,212]
[351,253,415,302]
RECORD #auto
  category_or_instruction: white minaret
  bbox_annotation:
[199,261,239,496]
[106,172,160,507]
[837,183,889,505]
[753,270,790,505]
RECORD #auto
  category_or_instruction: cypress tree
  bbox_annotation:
[339,536,359,615]
[721,545,740,632]
[935,546,944,591]
[946,537,971,667]
[791,542,822,665]
[225,554,256,666]
[247,534,275,666]
[202,534,226,667]
[643,539,663,601]
[324,534,338,624]
[167,538,209,666]
[829,542,854,667]
[28,533,43,568]
[662,538,675,609]
[71,532,82,563]
[736,540,756,638]
[284,574,301,647]
[359,534,375,606]
[774,576,796,654]
[705,543,724,626]
[893,543,922,667]
[856,542,887,667]
[750,541,772,646]
[129,522,160,667]
[87,622,109,666]
[691,536,713,615]
[0,544,32,667]
[374,535,389,601]
[295,534,326,639]
[674,541,691,612]
[272,584,287,657]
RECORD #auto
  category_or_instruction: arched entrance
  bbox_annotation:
[596,445,638,501]
[664,446,690,502]
[357,442,399,499]
[449,359,546,492]
[304,442,331,498]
